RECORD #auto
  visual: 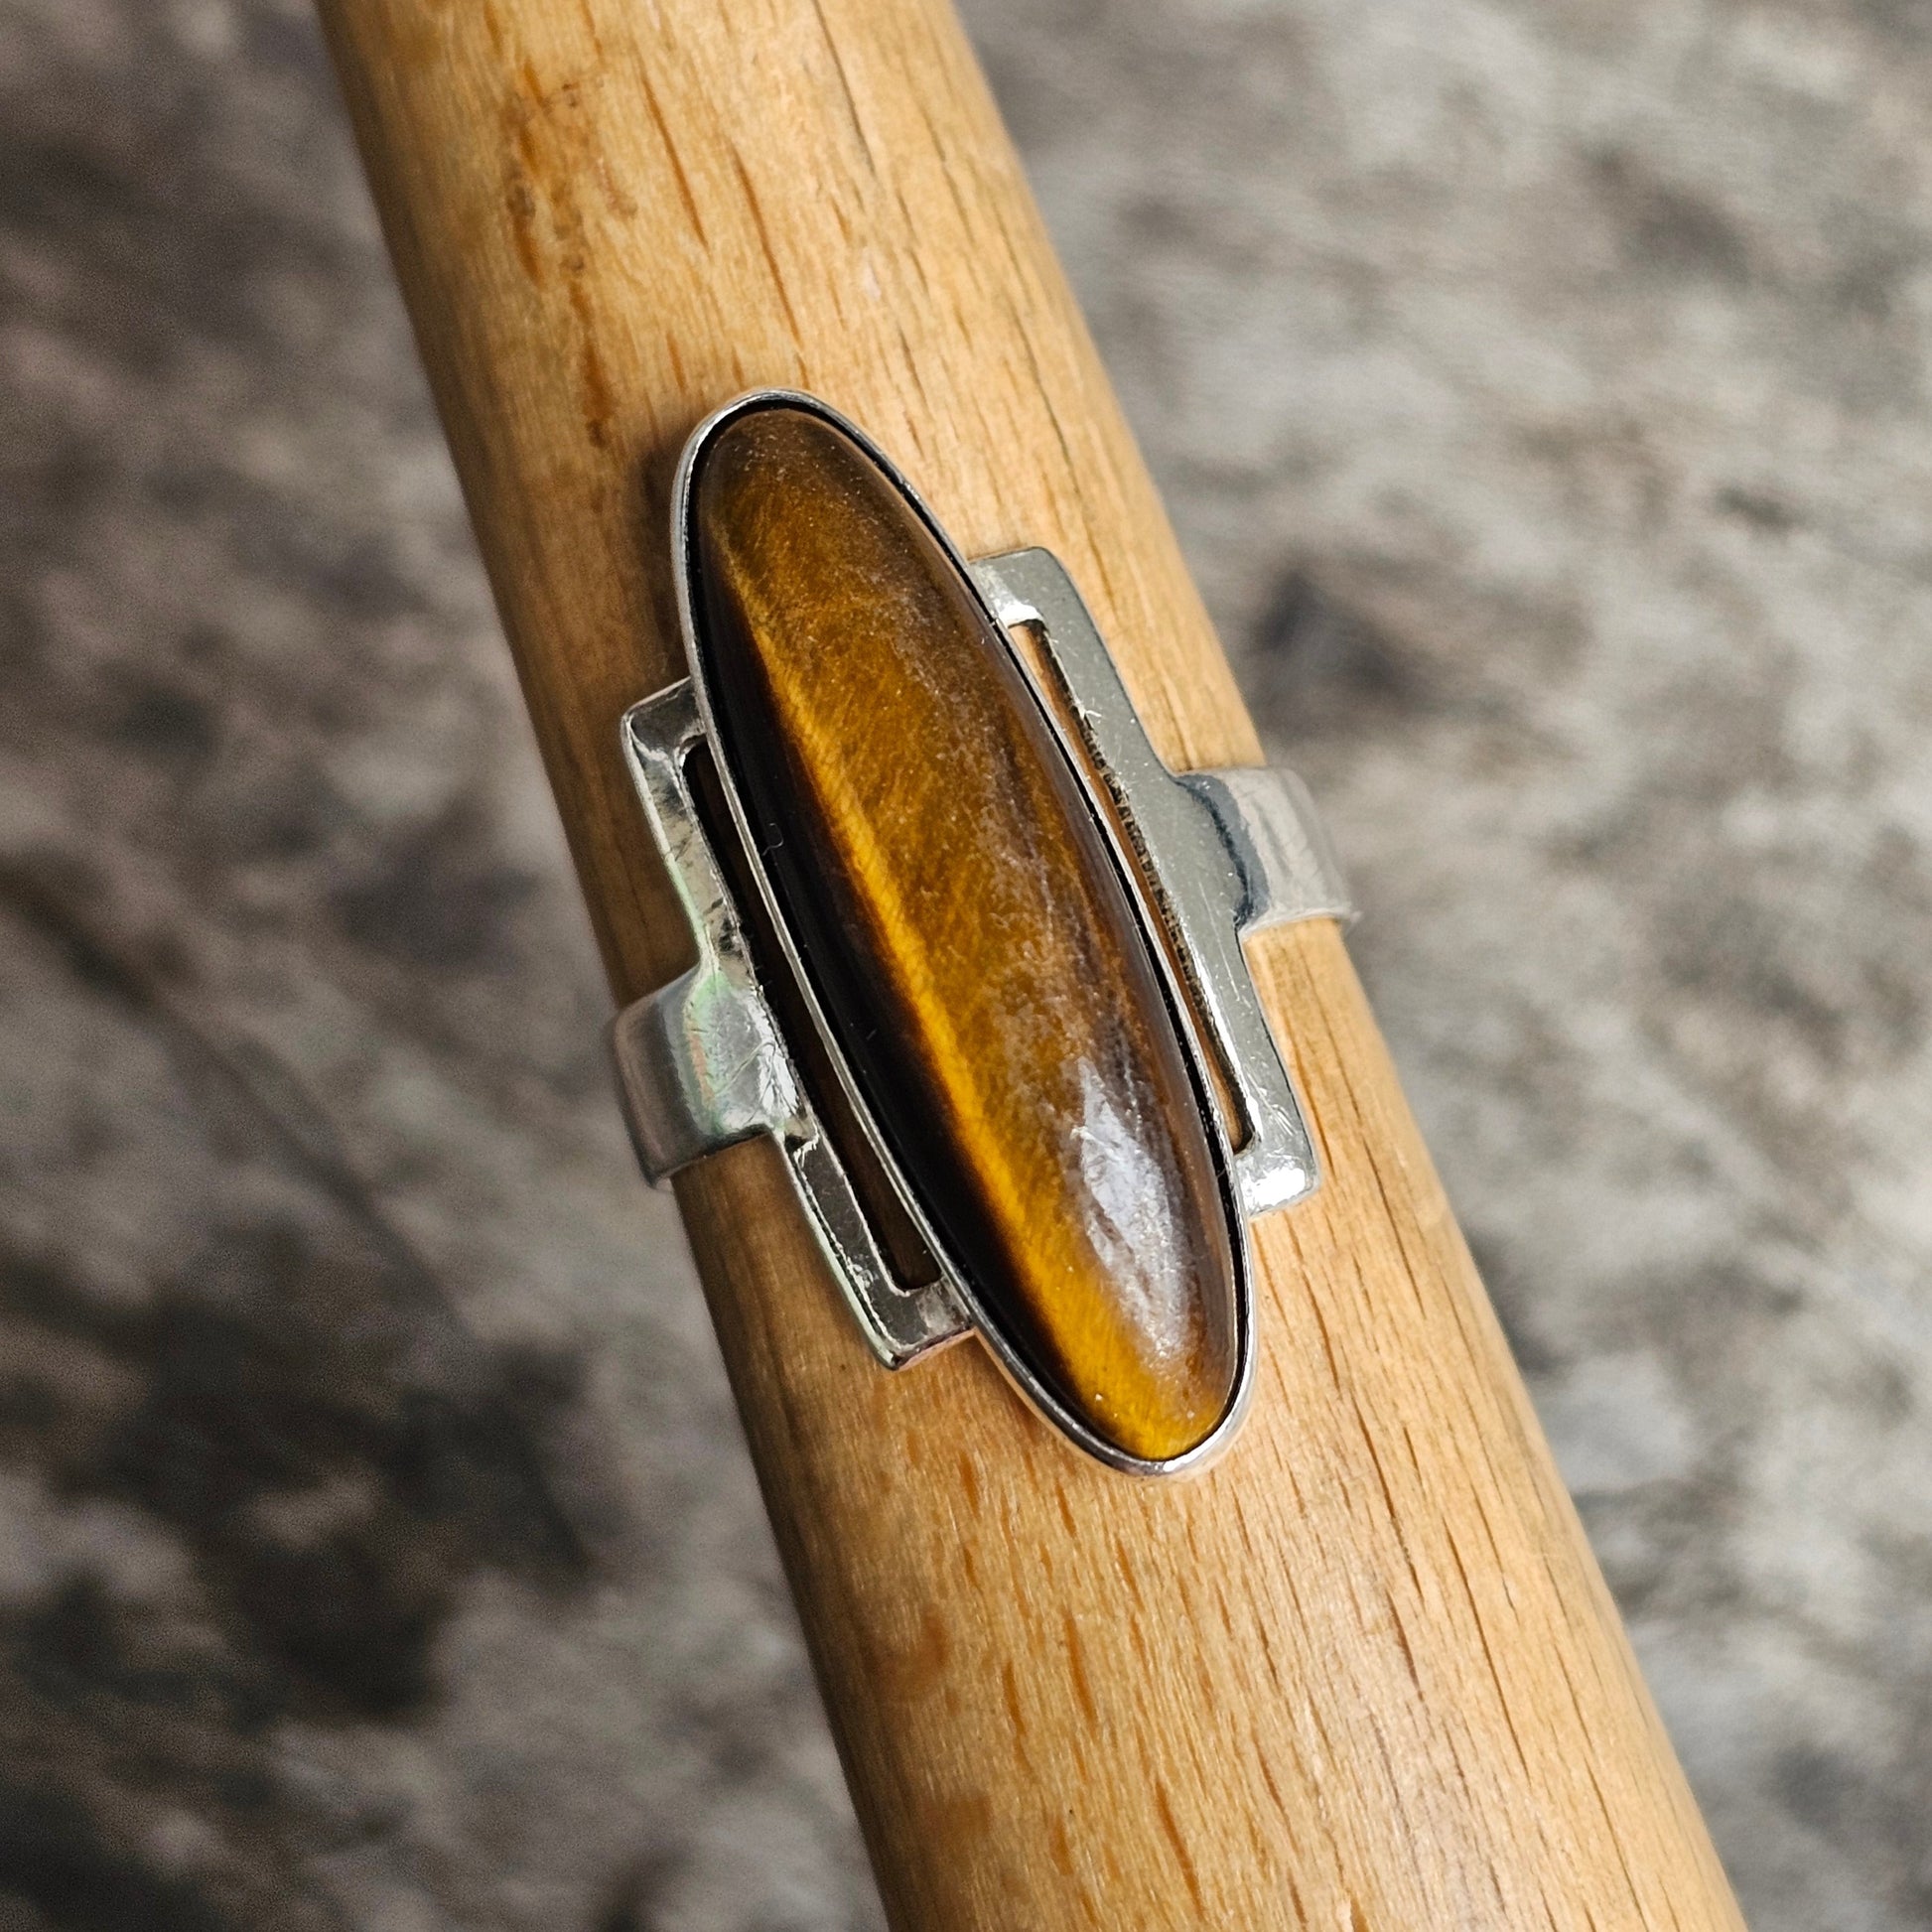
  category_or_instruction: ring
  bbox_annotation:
[610,391,1351,1475]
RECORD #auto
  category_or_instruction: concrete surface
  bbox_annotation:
[2,0,1929,1925]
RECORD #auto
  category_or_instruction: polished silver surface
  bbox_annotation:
[971,547,1350,1220]
[613,680,967,1368]
[610,389,1353,1474]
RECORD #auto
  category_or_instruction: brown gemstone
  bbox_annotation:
[690,403,1238,1462]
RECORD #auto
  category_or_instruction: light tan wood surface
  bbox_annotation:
[315,1,1748,1924]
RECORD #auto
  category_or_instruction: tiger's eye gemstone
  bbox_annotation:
[691,405,1239,1462]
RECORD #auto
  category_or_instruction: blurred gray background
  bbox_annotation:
[3,0,1930,1925]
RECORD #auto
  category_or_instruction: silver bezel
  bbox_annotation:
[612,389,1349,1476]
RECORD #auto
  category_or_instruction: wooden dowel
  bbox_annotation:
[316,2,1746,1924]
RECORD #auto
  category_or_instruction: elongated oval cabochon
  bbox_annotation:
[691,405,1238,1462]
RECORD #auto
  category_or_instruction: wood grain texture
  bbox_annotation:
[313,1,1748,1925]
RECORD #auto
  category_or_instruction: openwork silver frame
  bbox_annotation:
[610,390,1351,1476]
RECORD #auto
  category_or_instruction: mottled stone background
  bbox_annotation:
[3,0,1929,1925]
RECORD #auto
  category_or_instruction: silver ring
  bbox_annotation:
[609,391,1352,1475]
